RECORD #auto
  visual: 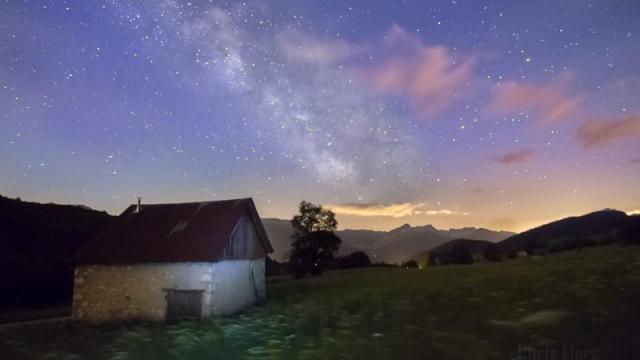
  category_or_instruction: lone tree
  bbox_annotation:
[289,201,341,278]
[451,243,473,264]
[483,244,501,262]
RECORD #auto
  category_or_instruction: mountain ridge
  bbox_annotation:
[497,209,639,252]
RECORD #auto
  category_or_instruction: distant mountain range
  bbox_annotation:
[262,218,514,264]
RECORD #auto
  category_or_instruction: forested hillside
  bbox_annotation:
[0,195,114,310]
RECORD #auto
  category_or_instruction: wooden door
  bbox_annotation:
[166,289,203,322]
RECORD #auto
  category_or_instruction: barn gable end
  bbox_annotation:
[223,214,267,260]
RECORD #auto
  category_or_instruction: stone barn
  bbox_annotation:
[72,198,273,322]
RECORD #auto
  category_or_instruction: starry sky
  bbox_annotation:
[1,0,639,232]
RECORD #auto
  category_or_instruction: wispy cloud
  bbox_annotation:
[361,25,476,117]
[416,209,468,216]
[327,202,425,218]
[493,149,536,165]
[576,116,640,148]
[488,80,580,123]
[327,202,465,218]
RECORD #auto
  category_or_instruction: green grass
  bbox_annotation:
[2,246,640,359]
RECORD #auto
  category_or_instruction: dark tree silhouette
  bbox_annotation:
[451,244,473,264]
[290,230,341,277]
[330,251,371,270]
[428,252,441,266]
[525,239,539,255]
[347,251,371,268]
[289,201,341,278]
[622,218,640,245]
[402,260,418,268]
[265,256,286,277]
[483,244,501,262]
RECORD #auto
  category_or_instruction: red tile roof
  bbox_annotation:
[73,198,273,264]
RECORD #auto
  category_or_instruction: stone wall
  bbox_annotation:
[72,259,265,322]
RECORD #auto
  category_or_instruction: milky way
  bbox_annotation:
[1,1,639,231]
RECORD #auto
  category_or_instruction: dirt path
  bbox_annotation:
[0,316,69,330]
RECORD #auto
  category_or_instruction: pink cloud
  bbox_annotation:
[382,23,422,49]
[576,116,640,148]
[493,149,536,165]
[488,80,580,123]
[363,25,476,117]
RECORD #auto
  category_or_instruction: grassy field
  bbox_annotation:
[2,246,640,359]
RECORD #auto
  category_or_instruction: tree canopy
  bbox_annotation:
[291,200,338,234]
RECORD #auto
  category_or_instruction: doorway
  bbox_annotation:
[165,289,204,322]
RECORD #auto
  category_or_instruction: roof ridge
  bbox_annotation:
[129,197,253,207]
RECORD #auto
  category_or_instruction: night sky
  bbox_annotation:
[1,0,639,232]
